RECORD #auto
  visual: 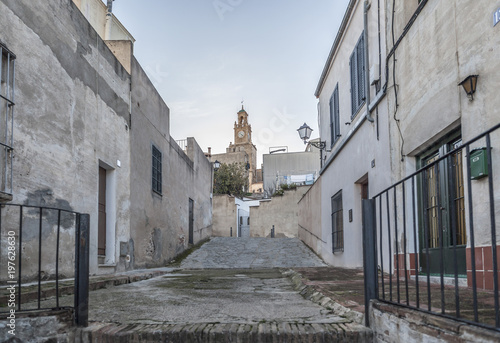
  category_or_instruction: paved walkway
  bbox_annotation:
[12,238,371,342]
[180,237,327,269]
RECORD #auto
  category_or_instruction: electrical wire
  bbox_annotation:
[391,0,405,162]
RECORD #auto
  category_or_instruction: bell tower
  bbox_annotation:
[234,105,252,144]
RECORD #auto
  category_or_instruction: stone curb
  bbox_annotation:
[283,269,365,325]
[0,268,178,307]
[76,321,372,343]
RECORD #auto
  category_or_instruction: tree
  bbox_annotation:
[214,162,248,197]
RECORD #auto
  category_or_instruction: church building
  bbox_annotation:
[212,106,257,191]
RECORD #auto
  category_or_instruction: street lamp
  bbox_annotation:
[297,123,328,151]
[213,160,221,171]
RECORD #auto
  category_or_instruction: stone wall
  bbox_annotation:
[298,178,324,257]
[0,0,213,278]
[129,60,212,268]
[250,186,310,238]
[369,300,500,343]
[0,310,75,342]
[212,194,237,237]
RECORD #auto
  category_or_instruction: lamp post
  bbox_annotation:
[297,123,328,151]
[213,160,221,171]
[212,160,221,197]
[297,123,330,168]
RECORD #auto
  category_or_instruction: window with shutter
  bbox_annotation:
[329,84,340,148]
[350,32,366,118]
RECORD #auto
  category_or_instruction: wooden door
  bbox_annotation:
[98,167,107,256]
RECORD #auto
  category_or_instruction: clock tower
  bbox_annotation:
[234,106,252,144]
[211,105,258,191]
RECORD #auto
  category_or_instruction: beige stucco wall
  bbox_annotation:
[298,178,323,257]
[386,0,500,249]
[250,186,310,238]
[72,0,135,42]
[314,0,391,267]
[212,194,237,237]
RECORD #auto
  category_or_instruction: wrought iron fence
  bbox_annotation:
[0,204,89,326]
[363,123,500,331]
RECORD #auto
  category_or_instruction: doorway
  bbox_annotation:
[419,135,466,275]
[98,167,107,256]
[189,198,194,245]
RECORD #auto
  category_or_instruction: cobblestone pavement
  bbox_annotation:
[180,237,327,269]
[18,238,371,341]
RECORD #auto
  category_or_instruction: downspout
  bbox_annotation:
[105,0,114,40]
[364,0,374,122]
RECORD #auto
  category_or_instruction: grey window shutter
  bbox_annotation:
[357,34,365,105]
[329,93,335,145]
[350,52,357,117]
[334,85,340,140]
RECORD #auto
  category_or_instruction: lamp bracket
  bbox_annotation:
[308,140,331,152]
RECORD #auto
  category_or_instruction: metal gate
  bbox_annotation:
[0,204,90,326]
[363,123,500,331]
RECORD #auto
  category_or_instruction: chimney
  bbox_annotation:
[105,0,114,40]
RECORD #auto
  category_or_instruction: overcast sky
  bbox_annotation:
[111,0,350,165]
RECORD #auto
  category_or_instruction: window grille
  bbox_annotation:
[152,145,162,195]
[0,42,15,199]
[331,190,344,252]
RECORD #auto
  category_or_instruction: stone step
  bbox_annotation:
[77,321,372,342]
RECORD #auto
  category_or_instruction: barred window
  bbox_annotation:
[0,43,15,197]
[350,33,366,118]
[331,190,344,253]
[152,145,162,195]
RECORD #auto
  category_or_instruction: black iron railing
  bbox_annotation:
[0,204,89,326]
[363,123,500,331]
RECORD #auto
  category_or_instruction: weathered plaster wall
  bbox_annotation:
[0,0,132,278]
[129,58,212,269]
[314,0,391,268]
[212,194,237,237]
[386,0,500,253]
[298,178,324,257]
[250,186,310,238]
[370,300,500,343]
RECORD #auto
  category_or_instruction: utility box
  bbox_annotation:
[470,147,488,180]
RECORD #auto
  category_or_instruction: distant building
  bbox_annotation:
[212,106,258,191]
[262,150,320,195]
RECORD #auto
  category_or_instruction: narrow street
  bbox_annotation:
[75,238,371,341]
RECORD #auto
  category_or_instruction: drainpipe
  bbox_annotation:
[104,0,114,40]
[364,0,374,122]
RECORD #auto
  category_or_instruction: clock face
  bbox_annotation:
[238,130,245,138]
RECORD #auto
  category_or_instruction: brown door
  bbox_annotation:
[98,167,107,256]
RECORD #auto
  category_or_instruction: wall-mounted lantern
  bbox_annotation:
[458,75,478,101]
